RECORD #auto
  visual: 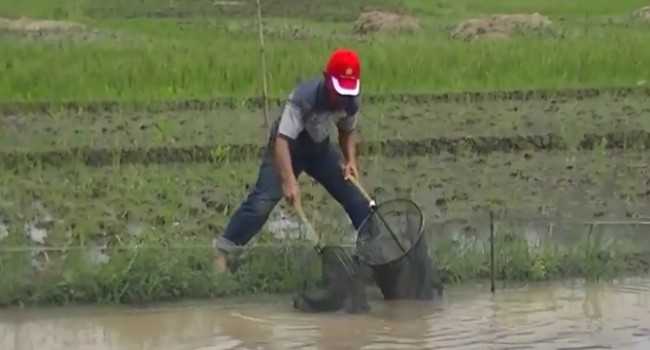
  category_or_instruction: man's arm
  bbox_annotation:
[273,135,300,205]
[337,103,360,180]
[338,127,359,180]
[338,128,358,165]
[274,98,304,205]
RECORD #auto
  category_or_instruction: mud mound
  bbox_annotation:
[0,16,113,41]
[353,11,420,34]
[0,17,86,33]
[633,6,650,22]
[451,13,553,41]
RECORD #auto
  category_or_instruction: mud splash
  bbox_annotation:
[1,277,649,349]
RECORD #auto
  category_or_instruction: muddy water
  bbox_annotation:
[2,278,650,350]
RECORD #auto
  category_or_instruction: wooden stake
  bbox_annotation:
[255,0,270,133]
[490,210,496,294]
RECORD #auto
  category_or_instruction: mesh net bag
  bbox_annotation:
[355,199,424,266]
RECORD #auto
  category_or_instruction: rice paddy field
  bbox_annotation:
[1,0,650,306]
[0,0,649,103]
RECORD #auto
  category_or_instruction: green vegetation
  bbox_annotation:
[2,223,648,306]
[435,229,649,284]
[1,151,649,250]
[2,91,650,157]
[1,0,649,103]
[0,238,321,305]
[404,0,650,17]
[3,0,650,20]
[2,0,650,306]
[1,149,649,305]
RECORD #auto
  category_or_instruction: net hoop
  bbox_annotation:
[354,198,425,267]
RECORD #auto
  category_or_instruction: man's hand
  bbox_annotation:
[342,161,359,181]
[282,178,300,206]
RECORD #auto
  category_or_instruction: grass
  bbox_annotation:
[2,0,647,22]
[433,228,649,285]
[2,92,650,154]
[1,150,649,248]
[0,241,317,305]
[0,1,649,103]
[403,0,650,17]
[1,149,649,305]
[1,222,647,306]
[2,0,650,305]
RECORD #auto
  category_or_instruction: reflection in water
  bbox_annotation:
[1,277,650,350]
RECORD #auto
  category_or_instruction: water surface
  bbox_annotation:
[2,277,649,350]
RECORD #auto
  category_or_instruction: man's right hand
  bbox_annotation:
[282,179,300,206]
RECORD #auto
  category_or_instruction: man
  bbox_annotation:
[213,48,371,272]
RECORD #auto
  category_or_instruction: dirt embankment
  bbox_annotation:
[0,16,110,41]
[451,13,555,41]
[2,130,649,168]
[353,11,420,34]
[0,17,85,33]
[633,6,650,22]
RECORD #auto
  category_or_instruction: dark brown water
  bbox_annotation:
[2,277,649,350]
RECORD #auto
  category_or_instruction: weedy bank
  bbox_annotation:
[1,149,649,305]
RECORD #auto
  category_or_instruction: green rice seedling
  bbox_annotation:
[1,1,649,103]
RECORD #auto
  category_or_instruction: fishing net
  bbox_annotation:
[355,198,425,266]
[293,197,432,313]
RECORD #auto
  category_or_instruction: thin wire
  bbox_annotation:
[375,209,407,254]
[1,217,649,253]
[0,242,356,253]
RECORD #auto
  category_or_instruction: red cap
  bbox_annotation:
[325,48,361,96]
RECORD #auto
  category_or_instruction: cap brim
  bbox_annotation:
[331,76,360,96]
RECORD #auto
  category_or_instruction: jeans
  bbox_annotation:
[215,131,370,253]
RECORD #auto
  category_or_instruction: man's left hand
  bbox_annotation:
[342,161,359,181]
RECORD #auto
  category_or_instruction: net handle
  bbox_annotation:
[293,200,322,252]
[347,176,376,208]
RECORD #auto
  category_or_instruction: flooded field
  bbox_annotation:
[1,277,649,349]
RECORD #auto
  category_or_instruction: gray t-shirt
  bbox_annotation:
[272,78,360,143]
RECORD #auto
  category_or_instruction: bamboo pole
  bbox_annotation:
[255,0,270,133]
[490,210,496,294]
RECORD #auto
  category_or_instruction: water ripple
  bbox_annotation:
[2,278,650,350]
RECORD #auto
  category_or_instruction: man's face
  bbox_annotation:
[324,72,356,113]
